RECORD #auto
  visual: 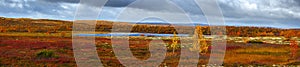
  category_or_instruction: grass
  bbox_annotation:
[234,46,289,53]
[0,34,298,66]
[36,49,58,58]
[224,45,291,65]
[236,52,288,56]
[0,32,72,37]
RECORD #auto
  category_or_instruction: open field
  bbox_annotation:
[0,35,299,66]
[0,17,300,66]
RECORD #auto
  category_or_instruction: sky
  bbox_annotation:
[0,0,300,29]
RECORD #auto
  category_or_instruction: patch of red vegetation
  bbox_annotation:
[0,36,75,66]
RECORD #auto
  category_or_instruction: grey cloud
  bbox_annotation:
[43,0,203,15]
[43,0,80,3]
[0,0,76,20]
[43,0,136,7]
[104,0,135,7]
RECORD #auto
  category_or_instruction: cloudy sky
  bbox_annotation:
[1,0,300,29]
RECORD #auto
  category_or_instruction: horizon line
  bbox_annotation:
[1,16,299,29]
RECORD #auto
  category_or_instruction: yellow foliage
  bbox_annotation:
[190,25,208,54]
[171,32,178,53]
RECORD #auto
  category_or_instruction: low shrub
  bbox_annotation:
[247,40,264,44]
[36,49,58,58]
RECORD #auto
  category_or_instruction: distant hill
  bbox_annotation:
[134,22,209,26]
[0,17,299,37]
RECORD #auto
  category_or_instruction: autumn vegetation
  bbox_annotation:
[0,17,299,37]
[1,17,300,66]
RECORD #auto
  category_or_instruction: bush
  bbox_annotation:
[247,40,264,44]
[36,50,58,58]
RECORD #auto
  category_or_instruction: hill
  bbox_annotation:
[0,17,299,37]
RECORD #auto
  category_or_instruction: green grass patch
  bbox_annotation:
[36,49,58,58]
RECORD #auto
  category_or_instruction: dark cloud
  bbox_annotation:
[0,0,76,20]
[104,0,135,7]
[42,0,202,16]
[43,0,135,7]
[295,0,300,6]
[43,0,80,3]
[42,0,202,14]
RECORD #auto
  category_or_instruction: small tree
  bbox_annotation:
[190,25,208,54]
[171,32,178,54]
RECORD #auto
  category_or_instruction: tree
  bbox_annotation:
[171,32,178,54]
[190,25,208,54]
